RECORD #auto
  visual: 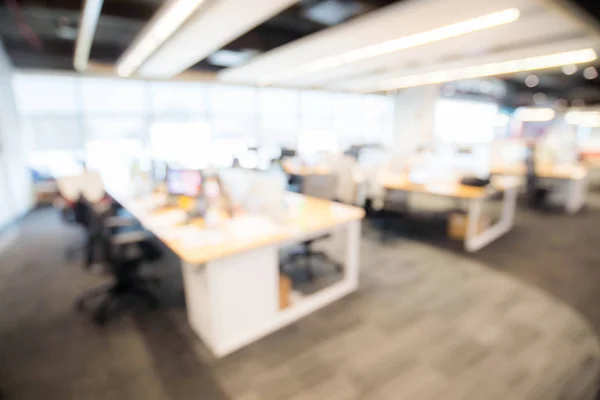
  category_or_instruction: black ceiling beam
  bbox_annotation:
[16,0,157,20]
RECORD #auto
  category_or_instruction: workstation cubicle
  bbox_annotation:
[83,164,363,357]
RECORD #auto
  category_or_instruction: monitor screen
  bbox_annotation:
[166,169,203,197]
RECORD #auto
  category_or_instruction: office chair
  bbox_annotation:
[60,195,93,262]
[281,174,342,282]
[75,205,162,325]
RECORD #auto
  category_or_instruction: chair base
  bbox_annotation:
[75,276,160,325]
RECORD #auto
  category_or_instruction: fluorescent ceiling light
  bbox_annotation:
[258,8,520,85]
[74,0,104,72]
[116,0,207,77]
[515,108,555,122]
[372,48,597,92]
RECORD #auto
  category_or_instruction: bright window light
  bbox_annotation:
[565,111,600,127]
[258,8,520,85]
[435,99,498,143]
[515,108,555,122]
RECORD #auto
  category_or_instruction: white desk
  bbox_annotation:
[107,187,364,358]
[380,173,521,252]
[491,163,589,214]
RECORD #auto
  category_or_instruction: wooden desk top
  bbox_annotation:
[282,163,330,176]
[109,190,364,265]
[491,163,588,180]
[380,173,521,200]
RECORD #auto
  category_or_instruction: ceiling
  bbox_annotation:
[1,0,600,106]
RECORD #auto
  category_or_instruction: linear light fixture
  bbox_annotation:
[116,0,207,77]
[257,8,520,86]
[515,108,556,122]
[74,0,104,72]
[371,48,597,92]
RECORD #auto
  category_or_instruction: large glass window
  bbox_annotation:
[149,120,212,169]
[12,74,79,115]
[81,78,146,114]
[12,74,395,173]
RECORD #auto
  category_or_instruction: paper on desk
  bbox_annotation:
[144,209,187,229]
[224,215,281,238]
[330,203,356,218]
[161,225,226,247]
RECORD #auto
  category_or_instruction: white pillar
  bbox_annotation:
[0,42,34,228]
[391,85,440,156]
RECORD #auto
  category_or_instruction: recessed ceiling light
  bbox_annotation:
[525,74,539,88]
[562,64,578,75]
[257,8,520,85]
[533,93,547,105]
[583,66,598,80]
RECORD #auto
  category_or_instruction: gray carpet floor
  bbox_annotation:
[424,191,600,336]
[0,206,599,400]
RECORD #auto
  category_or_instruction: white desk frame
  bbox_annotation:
[464,186,518,252]
[109,188,363,358]
[181,220,361,358]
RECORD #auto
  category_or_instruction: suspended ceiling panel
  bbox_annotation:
[329,36,598,91]
[284,9,589,88]
[218,0,599,92]
[137,0,300,78]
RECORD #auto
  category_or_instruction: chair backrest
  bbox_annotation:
[302,174,338,200]
[73,195,93,228]
[57,171,106,204]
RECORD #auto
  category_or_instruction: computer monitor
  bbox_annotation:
[166,169,203,197]
[280,148,297,159]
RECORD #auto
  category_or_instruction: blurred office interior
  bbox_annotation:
[2,0,600,399]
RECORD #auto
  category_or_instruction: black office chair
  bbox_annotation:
[282,239,342,282]
[61,195,93,262]
[75,205,162,325]
[280,174,342,283]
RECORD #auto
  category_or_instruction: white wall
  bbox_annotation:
[0,42,33,229]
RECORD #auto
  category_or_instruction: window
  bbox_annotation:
[83,116,146,140]
[81,78,146,114]
[150,81,207,115]
[149,120,211,169]
[12,74,79,115]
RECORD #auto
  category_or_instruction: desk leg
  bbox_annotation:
[182,248,279,358]
[345,220,361,289]
[565,177,588,214]
[465,187,517,252]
